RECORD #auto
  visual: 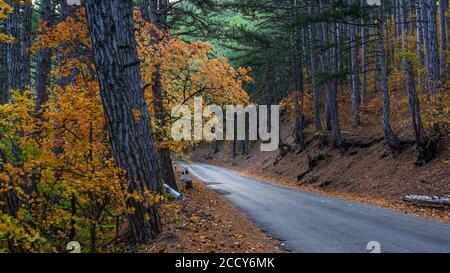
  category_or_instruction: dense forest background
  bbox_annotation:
[0,0,448,252]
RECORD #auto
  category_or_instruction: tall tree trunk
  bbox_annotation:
[5,0,20,94]
[317,2,331,131]
[309,0,322,131]
[416,0,425,84]
[57,0,80,88]
[240,140,248,156]
[440,0,448,79]
[85,0,163,243]
[395,0,402,38]
[291,0,304,149]
[419,0,431,74]
[140,0,157,23]
[0,42,7,104]
[20,1,32,90]
[152,65,178,191]
[141,0,178,191]
[378,2,402,152]
[400,0,434,165]
[349,0,361,127]
[60,0,78,21]
[35,0,54,110]
[406,62,434,165]
[2,0,21,253]
[360,0,367,105]
[319,0,344,149]
[232,116,237,159]
[212,139,220,154]
[158,0,169,28]
[89,223,96,253]
[424,0,440,93]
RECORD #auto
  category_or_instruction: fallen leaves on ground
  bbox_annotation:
[138,178,284,253]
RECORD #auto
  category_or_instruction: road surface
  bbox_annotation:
[182,162,450,253]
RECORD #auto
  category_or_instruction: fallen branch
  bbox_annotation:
[403,195,450,207]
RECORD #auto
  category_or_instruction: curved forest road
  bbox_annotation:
[181,163,450,253]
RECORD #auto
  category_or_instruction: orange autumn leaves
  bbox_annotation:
[1,11,128,251]
[0,10,252,251]
[135,14,252,152]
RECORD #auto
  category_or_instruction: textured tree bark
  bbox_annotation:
[416,0,425,82]
[349,0,361,128]
[2,2,22,253]
[0,44,7,104]
[20,1,32,90]
[232,117,237,159]
[360,0,367,105]
[85,0,163,243]
[405,61,434,165]
[212,139,220,154]
[35,0,54,110]
[240,140,248,156]
[5,4,23,156]
[419,0,430,74]
[316,12,331,131]
[140,0,157,24]
[424,0,440,93]
[60,0,79,21]
[395,0,401,38]
[89,223,96,253]
[5,0,20,94]
[57,0,81,88]
[153,66,178,191]
[439,0,448,79]
[377,2,401,152]
[309,0,322,132]
[291,0,304,149]
[400,0,434,165]
[141,0,178,191]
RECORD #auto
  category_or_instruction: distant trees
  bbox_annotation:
[183,0,447,159]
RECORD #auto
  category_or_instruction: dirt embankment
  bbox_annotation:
[138,177,284,253]
[191,116,450,224]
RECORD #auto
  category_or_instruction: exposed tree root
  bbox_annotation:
[296,153,331,181]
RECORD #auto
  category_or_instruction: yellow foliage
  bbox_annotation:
[135,15,251,151]
[0,0,13,42]
[0,8,252,253]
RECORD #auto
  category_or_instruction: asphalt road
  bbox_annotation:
[183,162,450,253]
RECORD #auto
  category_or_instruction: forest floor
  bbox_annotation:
[191,115,450,225]
[136,177,284,253]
